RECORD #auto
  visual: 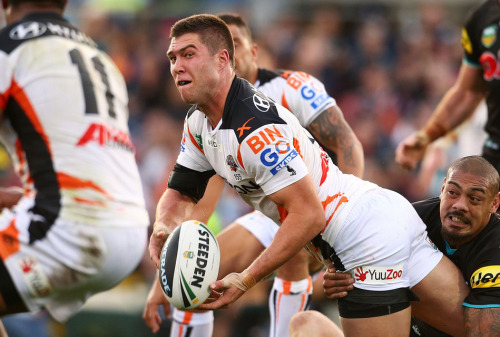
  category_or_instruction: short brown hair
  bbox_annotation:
[218,13,253,43]
[170,14,235,68]
[8,0,66,10]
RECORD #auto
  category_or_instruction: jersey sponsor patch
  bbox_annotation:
[482,25,497,48]
[9,22,47,40]
[470,265,500,288]
[18,256,52,297]
[461,28,473,54]
[351,265,403,284]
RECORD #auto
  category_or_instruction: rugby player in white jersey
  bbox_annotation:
[149,14,469,337]
[0,0,149,334]
[142,13,364,337]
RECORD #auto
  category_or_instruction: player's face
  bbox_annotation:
[228,24,256,81]
[439,169,500,248]
[167,33,220,105]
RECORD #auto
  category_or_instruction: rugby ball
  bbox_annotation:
[158,220,220,310]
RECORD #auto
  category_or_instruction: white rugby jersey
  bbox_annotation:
[255,69,336,128]
[0,13,148,237]
[175,77,377,260]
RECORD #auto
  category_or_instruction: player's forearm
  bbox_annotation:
[190,175,224,223]
[154,188,196,234]
[465,307,500,337]
[245,210,325,283]
[421,63,485,142]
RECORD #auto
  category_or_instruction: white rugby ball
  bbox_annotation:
[158,220,220,310]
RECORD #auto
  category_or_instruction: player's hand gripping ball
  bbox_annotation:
[158,220,220,309]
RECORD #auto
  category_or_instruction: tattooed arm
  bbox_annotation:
[465,307,500,337]
[306,105,364,178]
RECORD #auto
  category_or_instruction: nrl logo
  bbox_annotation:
[482,25,497,48]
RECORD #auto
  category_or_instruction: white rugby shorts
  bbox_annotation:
[235,210,279,248]
[0,198,147,322]
[334,188,443,291]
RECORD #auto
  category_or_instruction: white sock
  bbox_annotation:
[171,308,213,337]
[268,276,313,337]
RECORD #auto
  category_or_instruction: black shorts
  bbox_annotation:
[410,316,452,337]
[0,257,27,313]
[338,287,419,319]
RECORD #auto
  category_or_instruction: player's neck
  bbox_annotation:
[8,4,63,24]
[199,72,234,129]
[248,67,259,85]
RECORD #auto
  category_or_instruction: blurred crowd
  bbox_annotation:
[0,1,488,336]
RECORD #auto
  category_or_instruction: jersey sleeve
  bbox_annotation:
[238,122,309,196]
[464,245,500,308]
[280,71,336,127]
[461,7,482,67]
[176,114,213,172]
[0,52,14,111]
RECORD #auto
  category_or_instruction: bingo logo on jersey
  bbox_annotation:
[158,220,220,310]
[246,126,298,175]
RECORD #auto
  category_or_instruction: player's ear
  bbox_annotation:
[491,191,500,214]
[217,49,230,69]
[251,43,258,61]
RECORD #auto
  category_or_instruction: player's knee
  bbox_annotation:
[289,311,312,336]
[290,311,343,337]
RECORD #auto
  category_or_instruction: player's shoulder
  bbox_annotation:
[221,77,286,143]
[464,0,495,27]
[0,12,96,55]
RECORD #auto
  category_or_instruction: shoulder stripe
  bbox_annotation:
[5,81,61,242]
[11,81,52,156]
[463,303,500,308]
[187,123,204,154]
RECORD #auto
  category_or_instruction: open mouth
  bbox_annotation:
[447,215,469,228]
[178,80,192,86]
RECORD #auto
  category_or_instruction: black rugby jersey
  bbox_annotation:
[410,197,500,336]
[462,0,500,142]
[414,197,500,307]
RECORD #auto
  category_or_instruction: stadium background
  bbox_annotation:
[0,0,487,336]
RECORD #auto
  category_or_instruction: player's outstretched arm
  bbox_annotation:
[142,277,171,333]
[307,105,364,178]
[200,175,326,310]
[395,62,485,170]
[465,307,500,337]
[149,188,196,267]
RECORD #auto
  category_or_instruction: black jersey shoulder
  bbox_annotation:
[257,68,285,86]
[463,0,499,48]
[221,76,286,143]
[412,197,447,253]
[0,12,97,54]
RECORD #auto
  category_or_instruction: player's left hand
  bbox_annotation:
[149,221,171,267]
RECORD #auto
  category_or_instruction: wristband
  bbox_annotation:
[422,120,447,141]
[223,271,257,292]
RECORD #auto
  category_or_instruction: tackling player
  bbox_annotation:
[295,155,500,337]
[142,13,364,337]
[0,0,149,333]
